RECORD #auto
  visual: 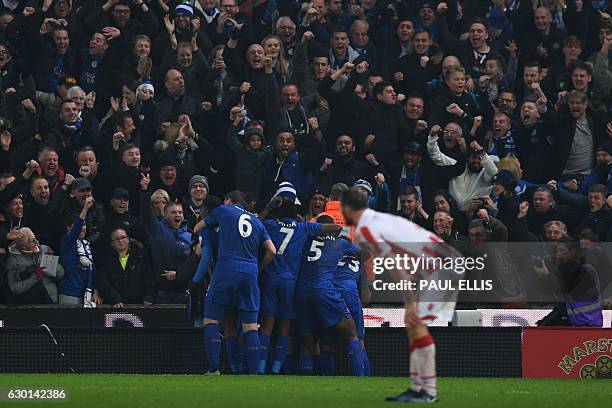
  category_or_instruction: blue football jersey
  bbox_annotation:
[298,235,358,289]
[204,205,271,274]
[334,247,363,293]
[262,218,321,285]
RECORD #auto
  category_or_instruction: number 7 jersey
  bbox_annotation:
[262,218,322,285]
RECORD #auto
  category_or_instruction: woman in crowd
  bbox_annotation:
[150,189,170,220]
[6,227,64,304]
[431,189,469,235]
[261,35,292,83]
[96,227,154,307]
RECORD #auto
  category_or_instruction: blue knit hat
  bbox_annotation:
[354,179,373,196]
[275,182,301,205]
[175,2,194,18]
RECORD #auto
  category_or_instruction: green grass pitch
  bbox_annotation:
[0,375,610,407]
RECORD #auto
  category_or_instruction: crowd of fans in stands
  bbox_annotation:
[0,0,611,307]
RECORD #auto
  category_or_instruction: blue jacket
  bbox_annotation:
[58,217,95,298]
[260,149,320,208]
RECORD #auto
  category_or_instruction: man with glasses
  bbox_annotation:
[496,90,519,120]
[275,16,297,55]
[83,0,159,42]
[211,0,246,45]
[96,227,155,307]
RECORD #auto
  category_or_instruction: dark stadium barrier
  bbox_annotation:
[0,306,191,328]
[0,326,522,377]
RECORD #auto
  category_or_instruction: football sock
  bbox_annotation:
[298,354,314,375]
[412,334,436,396]
[226,336,244,374]
[204,323,221,372]
[346,339,364,376]
[363,349,371,376]
[258,333,270,374]
[318,351,335,376]
[244,330,261,375]
[270,335,288,374]
[409,342,422,392]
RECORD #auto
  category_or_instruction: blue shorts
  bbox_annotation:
[340,290,365,339]
[295,287,351,333]
[261,283,296,320]
[204,271,259,323]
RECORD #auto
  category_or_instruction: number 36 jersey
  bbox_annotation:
[204,205,270,275]
[298,235,359,290]
[262,218,321,286]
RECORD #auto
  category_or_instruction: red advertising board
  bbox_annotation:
[523,327,612,379]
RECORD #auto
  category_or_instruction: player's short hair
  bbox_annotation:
[225,190,246,207]
[330,183,349,200]
[201,195,223,214]
[273,198,298,219]
[340,187,368,211]
[316,214,335,224]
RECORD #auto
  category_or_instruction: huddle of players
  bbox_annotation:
[195,182,369,376]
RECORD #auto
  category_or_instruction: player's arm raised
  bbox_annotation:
[258,196,283,220]
[193,219,206,234]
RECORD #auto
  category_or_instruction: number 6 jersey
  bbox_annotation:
[203,204,271,275]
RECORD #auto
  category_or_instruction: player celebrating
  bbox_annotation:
[295,215,365,377]
[199,190,277,375]
[257,182,341,374]
[341,187,459,402]
[333,237,371,375]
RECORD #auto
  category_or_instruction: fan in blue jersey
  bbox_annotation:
[257,182,341,374]
[295,215,365,376]
[197,190,277,375]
